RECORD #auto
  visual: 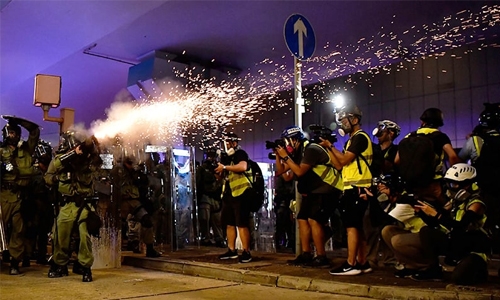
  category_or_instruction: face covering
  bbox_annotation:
[377,193,389,202]
[340,120,353,135]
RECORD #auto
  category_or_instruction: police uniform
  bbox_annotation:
[110,162,158,256]
[44,139,101,282]
[0,122,39,274]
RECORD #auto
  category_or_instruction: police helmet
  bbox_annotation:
[57,131,82,153]
[35,140,53,165]
[479,108,500,128]
[2,122,22,144]
[420,108,444,127]
[444,163,477,183]
[372,120,401,138]
[281,125,305,140]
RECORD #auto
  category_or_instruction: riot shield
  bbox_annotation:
[170,147,198,251]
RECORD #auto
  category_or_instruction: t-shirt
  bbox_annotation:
[300,142,336,194]
[345,132,369,157]
[427,130,452,157]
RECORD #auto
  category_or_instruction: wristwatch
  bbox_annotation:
[282,156,290,162]
[223,165,226,170]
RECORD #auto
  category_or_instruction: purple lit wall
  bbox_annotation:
[232,39,500,163]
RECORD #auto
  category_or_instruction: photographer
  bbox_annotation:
[369,176,430,278]
[274,125,343,268]
[412,163,490,284]
[324,105,373,275]
[215,133,253,263]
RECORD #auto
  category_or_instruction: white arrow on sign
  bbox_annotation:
[293,18,307,57]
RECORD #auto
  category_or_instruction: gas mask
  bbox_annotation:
[446,189,470,203]
[283,138,296,156]
[377,193,389,202]
[224,141,238,156]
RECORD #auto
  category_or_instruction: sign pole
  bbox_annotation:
[293,57,304,256]
[284,13,315,257]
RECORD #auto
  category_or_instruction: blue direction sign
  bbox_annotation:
[284,14,316,60]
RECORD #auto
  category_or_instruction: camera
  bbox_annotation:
[266,139,286,160]
[397,193,418,206]
[265,139,285,150]
[309,124,337,144]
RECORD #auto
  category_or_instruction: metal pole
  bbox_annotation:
[294,57,304,256]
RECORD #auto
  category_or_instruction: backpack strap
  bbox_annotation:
[352,131,371,176]
[243,160,254,188]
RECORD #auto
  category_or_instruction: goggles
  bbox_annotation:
[372,124,389,137]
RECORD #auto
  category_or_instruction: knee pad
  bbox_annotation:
[140,214,153,228]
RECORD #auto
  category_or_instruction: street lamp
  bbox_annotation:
[33,74,74,133]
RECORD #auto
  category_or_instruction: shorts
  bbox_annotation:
[339,188,369,229]
[296,190,341,224]
[221,189,251,228]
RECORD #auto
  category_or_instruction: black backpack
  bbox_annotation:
[474,133,500,192]
[398,131,440,189]
[244,160,266,212]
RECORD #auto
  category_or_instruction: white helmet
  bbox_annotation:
[444,163,477,182]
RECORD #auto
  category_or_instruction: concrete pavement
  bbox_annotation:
[123,247,500,300]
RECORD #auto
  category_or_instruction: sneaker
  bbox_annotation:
[304,255,331,268]
[410,265,443,282]
[329,261,362,276]
[356,261,373,274]
[9,259,20,276]
[287,252,313,266]
[394,268,417,278]
[238,250,252,263]
[218,249,238,260]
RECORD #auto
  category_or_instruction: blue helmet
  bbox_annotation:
[281,126,305,140]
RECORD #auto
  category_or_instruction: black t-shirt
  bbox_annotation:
[230,148,249,167]
[345,132,369,156]
[428,131,451,157]
[298,142,336,194]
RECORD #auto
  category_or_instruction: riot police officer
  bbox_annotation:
[111,156,161,258]
[0,115,40,275]
[44,131,102,282]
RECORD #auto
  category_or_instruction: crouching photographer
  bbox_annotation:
[274,125,343,268]
[413,163,490,284]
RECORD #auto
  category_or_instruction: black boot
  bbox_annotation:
[48,263,69,278]
[82,267,93,282]
[145,244,161,258]
[9,259,20,275]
